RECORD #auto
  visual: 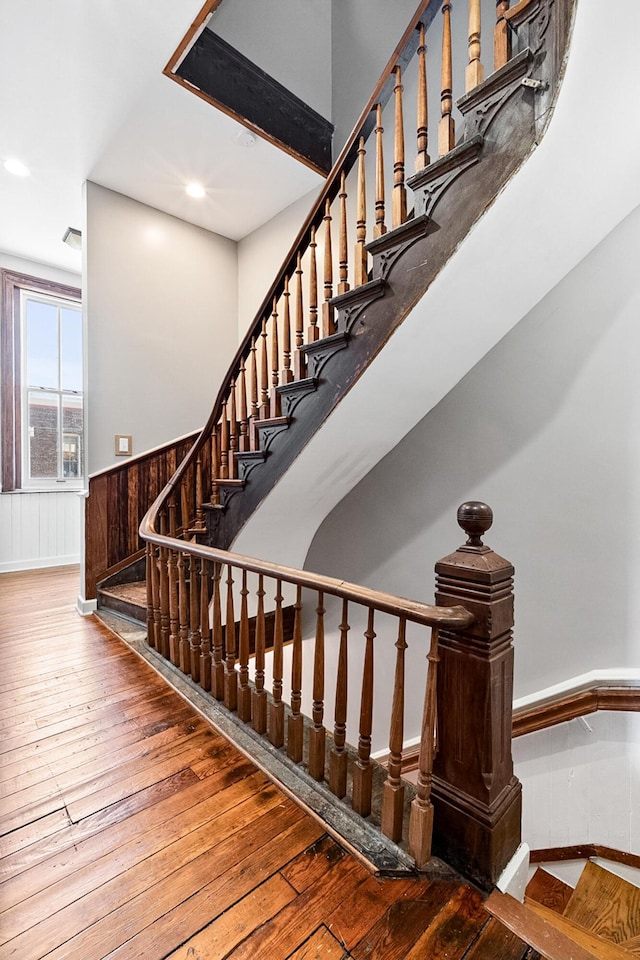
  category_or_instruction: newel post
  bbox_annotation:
[431,502,521,890]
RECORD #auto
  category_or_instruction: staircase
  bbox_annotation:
[92,0,576,888]
[487,859,640,958]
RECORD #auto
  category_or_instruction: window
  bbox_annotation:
[1,270,82,491]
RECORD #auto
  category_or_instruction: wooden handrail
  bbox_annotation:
[141,523,473,631]
[142,500,478,871]
[132,0,569,876]
[143,0,439,518]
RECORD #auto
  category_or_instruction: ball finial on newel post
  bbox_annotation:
[431,500,521,890]
[457,501,493,550]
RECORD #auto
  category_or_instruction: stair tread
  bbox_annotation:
[463,917,539,960]
[485,889,628,960]
[564,861,640,945]
[525,867,573,915]
[621,933,640,956]
[99,581,147,605]
[525,897,632,959]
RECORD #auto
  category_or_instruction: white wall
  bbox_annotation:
[85,182,238,474]
[305,203,640,701]
[236,188,320,337]
[330,0,420,151]
[0,253,83,571]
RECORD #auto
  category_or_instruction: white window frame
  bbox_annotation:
[19,288,84,491]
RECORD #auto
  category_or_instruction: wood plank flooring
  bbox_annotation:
[0,565,533,960]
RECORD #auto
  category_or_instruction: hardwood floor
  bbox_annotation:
[0,566,534,960]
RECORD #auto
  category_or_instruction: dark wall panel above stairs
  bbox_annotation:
[177,29,334,175]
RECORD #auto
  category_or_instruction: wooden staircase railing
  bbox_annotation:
[139,0,551,554]
[142,506,473,870]
[140,498,521,883]
[134,0,569,883]
[89,0,567,596]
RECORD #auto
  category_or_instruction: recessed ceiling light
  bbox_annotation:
[4,158,30,177]
[185,183,205,199]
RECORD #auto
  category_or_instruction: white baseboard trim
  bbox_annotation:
[0,554,80,573]
[76,596,97,616]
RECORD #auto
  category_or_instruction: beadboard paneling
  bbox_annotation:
[513,712,640,856]
[0,490,81,571]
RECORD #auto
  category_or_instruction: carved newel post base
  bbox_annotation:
[431,502,521,890]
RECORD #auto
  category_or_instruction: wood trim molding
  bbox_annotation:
[173,29,333,176]
[485,889,606,960]
[1,270,81,492]
[530,844,640,871]
[512,679,640,737]
[392,678,640,773]
[163,0,332,176]
[163,0,223,75]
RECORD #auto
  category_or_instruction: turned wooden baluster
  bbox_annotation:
[199,558,211,691]
[308,591,326,781]
[416,23,431,170]
[200,438,212,505]
[224,564,238,711]
[466,0,484,91]
[287,585,304,763]
[494,1,511,70]
[146,542,158,649]
[308,227,319,342]
[270,298,281,417]
[381,617,407,842]
[338,171,349,294]
[293,252,305,380]
[168,499,179,664]
[269,579,285,748]
[158,511,170,658]
[180,472,191,534]
[354,137,368,287]
[259,318,269,419]
[210,424,220,505]
[248,337,259,450]
[393,68,407,228]
[329,599,350,799]
[189,554,201,682]
[408,625,440,868]
[439,2,456,156]
[281,277,293,386]
[252,574,267,734]
[374,104,386,238]
[352,608,375,817]
[237,569,251,722]
[192,456,205,531]
[211,561,224,699]
[238,359,250,452]
[219,402,229,481]
[228,380,238,480]
[177,551,190,673]
[322,199,335,336]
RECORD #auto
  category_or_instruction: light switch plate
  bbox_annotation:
[115,434,132,456]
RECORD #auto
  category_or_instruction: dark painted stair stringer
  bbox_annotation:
[201,15,568,553]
